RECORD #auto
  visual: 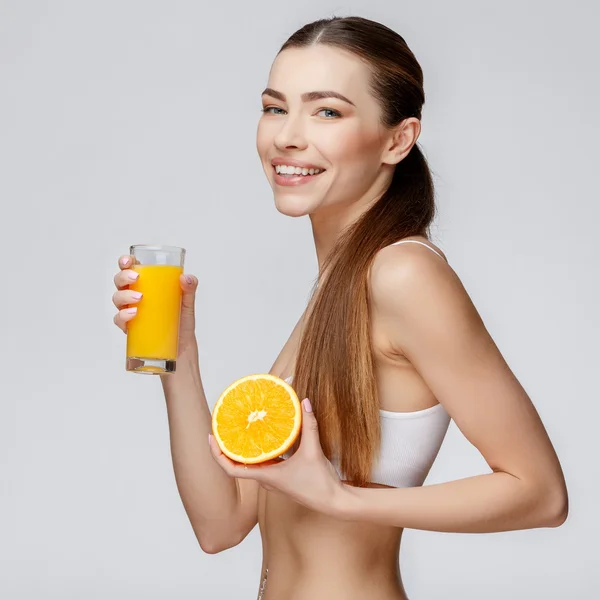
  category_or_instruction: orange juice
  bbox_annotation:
[126,264,183,361]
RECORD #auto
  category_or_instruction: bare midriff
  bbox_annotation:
[255,236,448,599]
[257,482,409,600]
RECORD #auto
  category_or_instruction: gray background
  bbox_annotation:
[0,1,597,598]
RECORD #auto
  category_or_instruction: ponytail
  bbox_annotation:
[293,143,436,486]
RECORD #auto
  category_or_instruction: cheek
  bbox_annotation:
[325,125,383,174]
[256,120,271,158]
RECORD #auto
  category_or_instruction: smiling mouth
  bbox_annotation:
[273,165,326,178]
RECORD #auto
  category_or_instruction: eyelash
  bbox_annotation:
[261,106,341,119]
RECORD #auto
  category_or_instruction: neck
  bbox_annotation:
[309,205,358,272]
[309,171,392,273]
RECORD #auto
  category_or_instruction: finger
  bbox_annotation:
[248,457,284,468]
[208,435,273,481]
[117,255,139,270]
[112,289,143,310]
[113,307,138,333]
[298,398,321,455]
[207,434,254,478]
[180,273,198,314]
[114,268,140,290]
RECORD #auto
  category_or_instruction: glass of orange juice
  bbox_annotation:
[125,244,185,374]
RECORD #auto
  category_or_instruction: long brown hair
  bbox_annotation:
[285,17,436,486]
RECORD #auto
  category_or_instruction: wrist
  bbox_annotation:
[178,335,199,361]
[160,342,200,386]
[332,483,363,521]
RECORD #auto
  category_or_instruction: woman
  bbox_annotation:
[111,16,568,600]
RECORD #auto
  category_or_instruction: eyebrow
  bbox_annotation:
[261,87,356,107]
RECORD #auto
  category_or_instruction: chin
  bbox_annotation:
[273,195,315,217]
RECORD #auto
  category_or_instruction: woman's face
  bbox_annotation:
[256,44,396,218]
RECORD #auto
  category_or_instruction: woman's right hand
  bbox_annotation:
[112,255,200,356]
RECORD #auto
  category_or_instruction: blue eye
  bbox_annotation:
[260,106,341,118]
[316,108,341,119]
[262,106,286,115]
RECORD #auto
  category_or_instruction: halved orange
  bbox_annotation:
[211,374,302,464]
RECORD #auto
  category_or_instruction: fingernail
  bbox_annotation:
[128,271,139,281]
[185,274,193,284]
[126,307,137,315]
[302,398,312,413]
[131,292,142,300]
[120,257,129,266]
[208,434,212,445]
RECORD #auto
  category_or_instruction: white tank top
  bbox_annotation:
[284,240,451,488]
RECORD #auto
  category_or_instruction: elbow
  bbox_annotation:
[535,481,569,528]
[195,526,249,555]
[198,539,230,555]
[546,487,569,528]
[197,535,240,555]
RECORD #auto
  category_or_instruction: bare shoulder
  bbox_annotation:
[371,237,449,278]
[369,237,461,310]
[368,235,485,362]
[368,238,568,523]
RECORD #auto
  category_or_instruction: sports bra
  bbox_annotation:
[282,239,451,488]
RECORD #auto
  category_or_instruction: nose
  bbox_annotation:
[273,114,308,151]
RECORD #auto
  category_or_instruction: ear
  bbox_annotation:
[381,117,421,166]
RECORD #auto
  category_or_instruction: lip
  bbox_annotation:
[271,157,326,171]
[273,170,323,187]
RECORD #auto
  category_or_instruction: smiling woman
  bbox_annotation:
[255,40,400,221]
[112,14,568,600]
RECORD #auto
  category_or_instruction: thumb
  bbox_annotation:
[180,273,198,315]
[299,398,321,452]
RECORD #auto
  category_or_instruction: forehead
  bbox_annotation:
[267,45,374,102]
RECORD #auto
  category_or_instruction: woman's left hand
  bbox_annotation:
[208,398,350,518]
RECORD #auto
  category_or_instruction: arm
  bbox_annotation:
[161,342,259,553]
[337,245,568,532]
[163,311,306,553]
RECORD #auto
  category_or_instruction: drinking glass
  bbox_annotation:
[125,245,185,374]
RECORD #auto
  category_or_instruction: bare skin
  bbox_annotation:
[257,235,448,600]
[112,42,566,600]
[112,238,447,600]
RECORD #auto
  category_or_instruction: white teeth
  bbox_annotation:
[274,164,323,176]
